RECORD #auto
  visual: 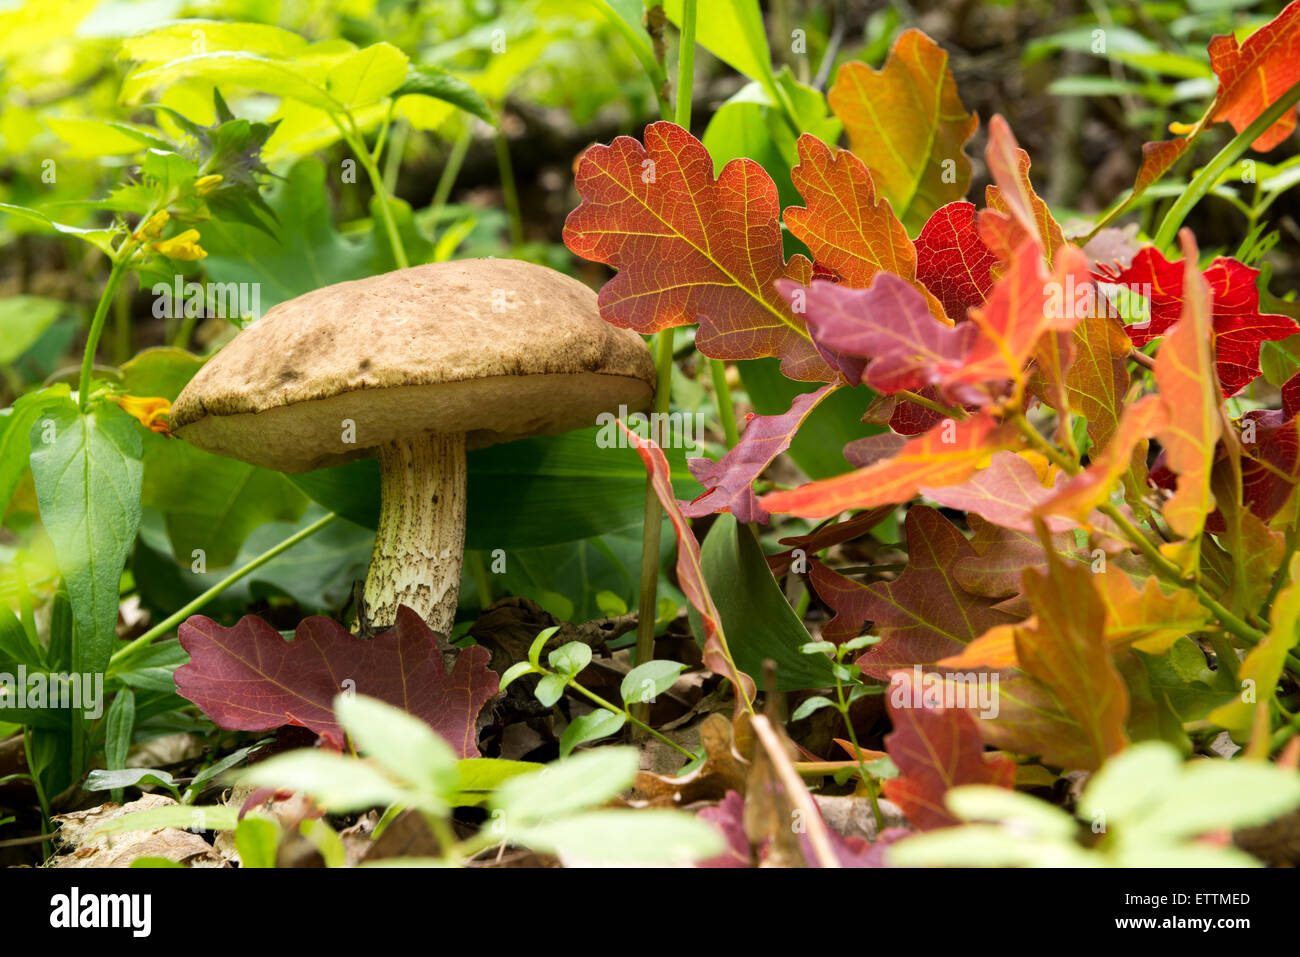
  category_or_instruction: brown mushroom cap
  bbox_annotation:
[170,258,655,472]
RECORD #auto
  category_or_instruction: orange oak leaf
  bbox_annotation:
[1013,553,1129,770]
[1154,230,1223,563]
[882,669,1016,831]
[1133,138,1191,196]
[914,201,998,322]
[1063,310,1133,452]
[783,134,944,319]
[1208,0,1300,151]
[827,29,976,233]
[979,115,1066,269]
[619,421,755,715]
[563,121,831,381]
[758,412,1019,518]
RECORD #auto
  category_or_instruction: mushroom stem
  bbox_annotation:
[361,432,467,635]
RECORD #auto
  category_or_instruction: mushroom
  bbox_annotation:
[170,258,655,635]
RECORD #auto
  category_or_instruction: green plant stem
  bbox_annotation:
[566,679,696,759]
[430,124,474,223]
[711,358,739,447]
[594,0,672,118]
[494,132,524,249]
[1153,79,1300,251]
[898,388,964,420]
[335,115,409,269]
[632,329,676,729]
[834,675,883,832]
[22,728,51,860]
[468,550,492,610]
[77,255,132,411]
[674,0,697,129]
[109,512,340,669]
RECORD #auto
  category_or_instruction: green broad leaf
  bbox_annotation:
[44,117,160,157]
[800,641,836,656]
[664,0,774,92]
[141,433,308,568]
[533,674,567,708]
[559,708,626,757]
[885,822,1096,868]
[122,51,339,110]
[547,641,592,678]
[29,400,143,675]
[620,660,687,705]
[326,42,409,108]
[790,695,835,722]
[0,203,117,255]
[451,758,543,804]
[120,20,312,63]
[83,766,177,792]
[128,857,185,868]
[335,694,459,798]
[696,513,834,691]
[1260,334,1300,387]
[0,385,71,514]
[1137,756,1300,841]
[238,750,417,813]
[289,426,700,549]
[93,804,244,835]
[120,347,206,400]
[1132,636,1237,724]
[0,296,64,363]
[508,809,725,865]
[946,785,1080,840]
[394,64,494,124]
[595,590,628,617]
[0,605,44,670]
[737,358,882,480]
[1076,740,1181,826]
[234,816,280,868]
[491,747,639,823]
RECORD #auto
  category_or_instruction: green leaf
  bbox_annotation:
[595,590,628,617]
[508,809,724,865]
[326,42,409,109]
[297,817,346,867]
[664,0,774,91]
[791,695,835,721]
[395,64,494,124]
[491,748,640,823]
[0,385,70,515]
[120,20,311,63]
[620,660,687,705]
[451,758,543,805]
[533,674,567,708]
[559,709,626,757]
[93,804,244,835]
[289,426,701,549]
[103,688,136,800]
[527,626,560,668]
[0,605,43,670]
[0,296,63,364]
[234,816,280,868]
[123,51,339,110]
[335,694,459,799]
[189,742,264,793]
[238,751,417,813]
[498,662,536,692]
[547,641,592,678]
[83,767,177,792]
[0,203,117,256]
[696,513,834,691]
[29,400,143,675]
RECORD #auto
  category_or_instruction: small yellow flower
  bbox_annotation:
[110,394,172,436]
[151,228,208,261]
[194,174,223,196]
[132,209,170,241]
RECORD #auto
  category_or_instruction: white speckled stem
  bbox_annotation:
[361,432,466,635]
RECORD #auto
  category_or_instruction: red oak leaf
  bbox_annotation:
[827,29,976,233]
[683,383,839,524]
[563,121,830,381]
[1209,0,1300,151]
[914,201,998,322]
[782,274,976,396]
[882,669,1016,831]
[175,606,498,757]
[759,413,1020,518]
[1133,139,1191,196]
[767,506,896,576]
[863,388,963,436]
[784,134,943,320]
[1241,409,1300,523]
[620,421,756,714]
[1097,245,1296,395]
[853,506,1019,680]
[807,559,875,643]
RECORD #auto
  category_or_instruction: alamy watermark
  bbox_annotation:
[889,665,999,719]
[152,277,262,323]
[0,666,103,719]
[596,406,705,451]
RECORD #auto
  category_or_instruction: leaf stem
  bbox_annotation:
[1153,79,1300,251]
[77,255,132,412]
[566,679,696,758]
[108,512,340,669]
[674,0,696,129]
[335,115,409,269]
